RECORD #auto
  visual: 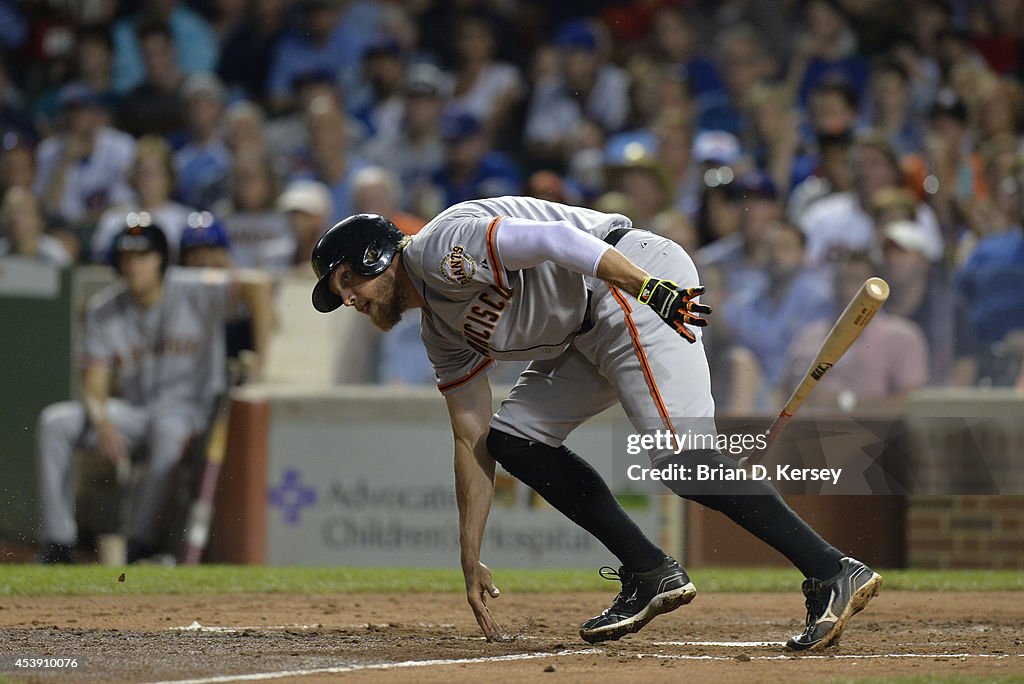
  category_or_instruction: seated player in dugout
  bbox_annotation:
[36,215,273,564]
[310,197,882,650]
[179,211,263,375]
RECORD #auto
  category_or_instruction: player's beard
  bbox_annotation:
[369,272,406,331]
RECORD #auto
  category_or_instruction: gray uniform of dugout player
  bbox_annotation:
[311,196,882,652]
[36,221,271,564]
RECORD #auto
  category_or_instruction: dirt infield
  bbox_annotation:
[1,590,1022,683]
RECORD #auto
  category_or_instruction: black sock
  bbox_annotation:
[487,429,665,572]
[662,450,843,580]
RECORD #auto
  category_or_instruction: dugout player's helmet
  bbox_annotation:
[111,213,170,275]
[180,211,230,253]
[311,213,404,313]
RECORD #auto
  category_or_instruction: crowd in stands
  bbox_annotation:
[3,0,1024,411]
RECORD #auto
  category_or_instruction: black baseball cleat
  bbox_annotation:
[38,542,75,564]
[579,556,697,644]
[787,556,883,651]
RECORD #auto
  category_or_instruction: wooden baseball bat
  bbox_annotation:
[738,277,890,467]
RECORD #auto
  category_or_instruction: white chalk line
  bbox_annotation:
[655,640,786,647]
[153,626,1024,684]
[141,649,600,684]
[636,652,1023,661]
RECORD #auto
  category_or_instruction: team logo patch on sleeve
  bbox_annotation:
[440,245,477,285]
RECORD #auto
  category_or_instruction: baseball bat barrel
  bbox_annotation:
[738,277,890,467]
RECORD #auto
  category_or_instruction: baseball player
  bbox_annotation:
[311,196,881,650]
[36,217,272,564]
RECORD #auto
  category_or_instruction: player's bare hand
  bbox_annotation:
[463,560,502,640]
[95,420,128,466]
[637,278,712,343]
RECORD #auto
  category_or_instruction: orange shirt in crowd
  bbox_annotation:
[392,212,427,235]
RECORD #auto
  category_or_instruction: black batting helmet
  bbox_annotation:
[311,213,404,313]
[111,215,170,275]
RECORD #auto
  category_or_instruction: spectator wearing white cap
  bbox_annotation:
[799,132,944,266]
[174,72,231,209]
[882,219,975,385]
[677,129,744,217]
[277,179,333,271]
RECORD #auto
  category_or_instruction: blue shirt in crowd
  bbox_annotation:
[956,228,1024,345]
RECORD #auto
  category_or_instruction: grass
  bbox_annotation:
[830,677,1024,684]
[0,565,1022,597]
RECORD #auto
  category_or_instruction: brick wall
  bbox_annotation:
[906,496,1024,568]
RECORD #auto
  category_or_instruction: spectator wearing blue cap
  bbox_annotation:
[33,81,135,230]
[179,210,231,268]
[431,110,520,209]
[524,19,629,163]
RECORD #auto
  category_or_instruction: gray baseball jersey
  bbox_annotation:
[402,196,630,389]
[37,267,236,547]
[81,266,233,419]
[402,196,716,462]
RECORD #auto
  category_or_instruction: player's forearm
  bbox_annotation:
[40,161,71,214]
[595,248,649,299]
[237,270,274,375]
[454,435,496,570]
[81,366,112,426]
